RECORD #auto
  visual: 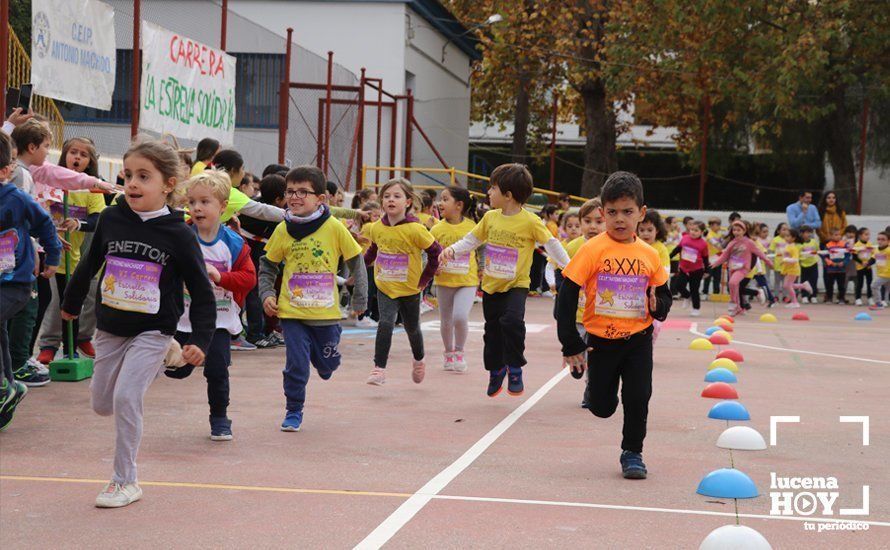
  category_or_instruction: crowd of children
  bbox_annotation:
[1,110,886,511]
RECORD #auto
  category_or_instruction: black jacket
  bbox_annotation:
[62,201,216,353]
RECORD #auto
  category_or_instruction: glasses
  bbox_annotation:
[285,189,319,199]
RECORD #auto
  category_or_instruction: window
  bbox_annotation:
[58,50,284,129]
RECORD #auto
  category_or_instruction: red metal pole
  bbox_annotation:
[277,27,293,164]
[405,89,413,170]
[0,0,9,119]
[856,98,870,215]
[375,79,383,183]
[698,95,710,210]
[549,94,558,190]
[389,101,397,179]
[356,68,366,187]
[220,0,228,50]
[323,51,333,178]
[130,0,141,138]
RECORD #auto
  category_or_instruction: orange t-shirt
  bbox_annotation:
[562,232,668,339]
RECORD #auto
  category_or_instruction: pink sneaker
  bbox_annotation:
[451,352,468,373]
[366,367,386,386]
[443,352,455,371]
[412,360,425,383]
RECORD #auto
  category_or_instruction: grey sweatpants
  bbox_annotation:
[38,275,98,349]
[91,329,172,484]
[436,285,475,353]
[873,276,890,302]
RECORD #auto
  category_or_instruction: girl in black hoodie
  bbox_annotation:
[62,139,216,509]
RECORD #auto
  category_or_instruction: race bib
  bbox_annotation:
[376,252,410,282]
[288,273,335,308]
[442,251,471,275]
[49,202,89,227]
[829,248,846,261]
[729,253,746,271]
[877,253,887,267]
[101,255,162,314]
[206,259,233,313]
[801,246,817,258]
[594,273,648,319]
[484,244,519,280]
[0,229,18,273]
[681,246,698,263]
[858,249,872,261]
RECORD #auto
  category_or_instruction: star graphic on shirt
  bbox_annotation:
[598,288,615,306]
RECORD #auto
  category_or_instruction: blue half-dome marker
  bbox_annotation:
[855,312,872,321]
[708,401,750,421]
[697,468,759,499]
[704,326,722,336]
[705,368,738,384]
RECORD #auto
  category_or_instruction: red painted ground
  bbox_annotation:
[1,298,888,548]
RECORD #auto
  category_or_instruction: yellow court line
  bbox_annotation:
[0,475,411,499]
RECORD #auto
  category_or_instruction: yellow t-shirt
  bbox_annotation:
[562,232,668,339]
[359,223,373,254]
[650,240,671,271]
[546,220,560,239]
[769,236,787,266]
[853,241,876,271]
[471,208,553,294]
[779,243,801,276]
[416,212,435,229]
[221,187,251,223]
[564,236,587,323]
[874,246,890,278]
[263,217,362,320]
[367,219,436,298]
[190,161,208,177]
[50,191,106,275]
[430,218,478,288]
[798,237,819,268]
[706,229,725,263]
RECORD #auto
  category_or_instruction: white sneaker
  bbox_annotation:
[801,297,809,304]
[802,282,813,296]
[420,301,434,315]
[366,367,386,386]
[542,290,555,298]
[451,351,468,373]
[27,357,50,376]
[868,298,876,306]
[95,481,142,508]
[354,317,378,328]
[855,299,863,306]
[784,302,801,309]
[443,352,455,371]
[691,309,701,317]
[702,294,709,302]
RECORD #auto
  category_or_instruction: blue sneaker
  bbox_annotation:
[210,416,233,441]
[487,367,507,397]
[507,366,524,396]
[230,335,257,351]
[620,450,648,479]
[280,410,303,432]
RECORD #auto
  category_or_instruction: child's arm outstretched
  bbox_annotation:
[30,162,118,193]
[439,232,482,263]
[541,237,570,269]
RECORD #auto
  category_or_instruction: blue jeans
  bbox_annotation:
[281,320,342,412]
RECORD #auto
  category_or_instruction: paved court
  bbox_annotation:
[1,298,887,548]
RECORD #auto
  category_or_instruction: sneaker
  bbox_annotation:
[354,317,378,329]
[270,332,286,347]
[95,481,142,508]
[210,416,233,441]
[473,294,482,304]
[230,335,257,351]
[366,367,386,386]
[868,298,876,306]
[542,290,554,298]
[420,300,434,315]
[855,298,863,306]
[443,352,456,371]
[620,450,648,480]
[412,360,425,383]
[280,410,303,432]
[801,297,809,304]
[801,282,813,296]
[77,340,96,358]
[36,347,57,365]
[487,367,507,397]
[690,308,701,317]
[507,366,524,396]
[701,294,709,302]
[784,302,801,309]
[28,357,49,376]
[451,352,468,373]
[14,361,51,387]
[0,381,28,431]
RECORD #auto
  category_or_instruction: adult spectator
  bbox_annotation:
[786,191,821,231]
[817,190,847,244]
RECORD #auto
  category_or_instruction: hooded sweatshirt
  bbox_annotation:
[0,183,62,284]
[62,200,216,353]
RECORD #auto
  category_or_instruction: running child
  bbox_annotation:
[711,220,773,316]
[852,227,876,306]
[260,166,367,431]
[61,139,216,508]
[440,164,569,397]
[669,221,709,316]
[557,171,671,479]
[0,132,62,430]
[166,171,256,441]
[871,231,889,307]
[364,178,440,386]
[429,186,478,373]
[776,228,811,308]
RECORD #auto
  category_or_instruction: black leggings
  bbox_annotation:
[174,329,231,418]
[675,269,704,309]
[855,269,873,300]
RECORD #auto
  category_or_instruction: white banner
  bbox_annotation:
[30,0,116,110]
[139,22,237,144]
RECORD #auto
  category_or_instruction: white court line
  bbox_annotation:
[431,494,890,528]
[689,323,890,365]
[354,368,570,549]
